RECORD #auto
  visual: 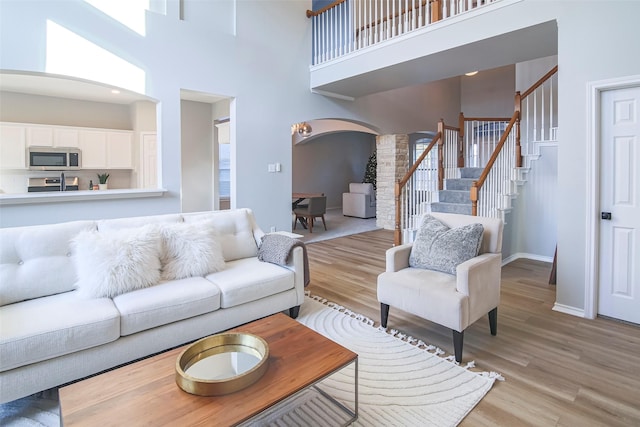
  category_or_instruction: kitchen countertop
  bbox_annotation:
[0,188,167,205]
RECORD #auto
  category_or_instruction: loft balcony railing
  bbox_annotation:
[307,0,499,65]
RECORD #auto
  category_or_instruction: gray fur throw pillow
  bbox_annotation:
[409,215,484,275]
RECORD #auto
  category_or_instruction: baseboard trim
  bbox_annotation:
[552,303,586,318]
[502,252,553,266]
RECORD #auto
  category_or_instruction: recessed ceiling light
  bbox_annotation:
[465,71,479,76]
[111,89,120,94]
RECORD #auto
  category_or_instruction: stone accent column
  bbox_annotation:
[376,134,409,230]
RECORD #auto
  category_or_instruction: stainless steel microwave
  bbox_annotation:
[28,146,81,170]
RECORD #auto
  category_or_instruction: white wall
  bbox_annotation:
[553,1,640,311]
[292,132,374,209]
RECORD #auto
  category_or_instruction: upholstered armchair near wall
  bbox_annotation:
[342,183,376,218]
[377,212,504,363]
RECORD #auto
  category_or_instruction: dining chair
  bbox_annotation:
[293,196,327,233]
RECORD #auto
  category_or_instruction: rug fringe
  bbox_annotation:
[304,292,505,381]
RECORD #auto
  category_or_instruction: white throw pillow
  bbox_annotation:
[159,221,225,281]
[71,225,162,298]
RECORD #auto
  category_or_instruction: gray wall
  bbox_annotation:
[461,65,515,117]
[292,131,374,209]
[0,91,133,129]
[180,100,214,212]
[354,77,461,133]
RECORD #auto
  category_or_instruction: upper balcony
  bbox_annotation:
[308,0,558,100]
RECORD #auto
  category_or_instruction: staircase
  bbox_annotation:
[393,66,558,245]
[430,168,483,215]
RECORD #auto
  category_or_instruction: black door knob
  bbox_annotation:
[601,212,612,220]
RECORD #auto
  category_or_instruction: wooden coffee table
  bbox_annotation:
[60,313,358,426]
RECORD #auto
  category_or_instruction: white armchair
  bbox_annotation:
[342,183,376,218]
[377,212,504,363]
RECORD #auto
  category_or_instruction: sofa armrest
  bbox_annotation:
[283,246,305,302]
[385,244,413,272]
[455,253,502,322]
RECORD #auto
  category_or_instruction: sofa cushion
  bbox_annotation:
[112,277,221,336]
[409,215,484,275]
[205,258,294,308]
[0,220,97,306]
[0,291,120,371]
[158,221,225,281]
[71,225,163,299]
[182,209,258,262]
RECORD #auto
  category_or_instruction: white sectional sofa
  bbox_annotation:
[0,208,306,404]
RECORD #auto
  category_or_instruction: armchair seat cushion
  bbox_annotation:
[378,268,468,331]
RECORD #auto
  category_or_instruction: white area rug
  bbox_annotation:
[0,295,501,426]
[248,295,502,426]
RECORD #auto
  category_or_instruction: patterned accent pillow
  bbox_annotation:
[409,215,484,275]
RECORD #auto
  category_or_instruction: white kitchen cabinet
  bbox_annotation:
[27,126,54,147]
[78,130,107,169]
[106,131,133,169]
[54,128,79,147]
[78,130,133,169]
[0,124,27,169]
[2,122,134,170]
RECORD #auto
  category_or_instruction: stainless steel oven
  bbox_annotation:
[27,176,79,192]
[28,147,81,171]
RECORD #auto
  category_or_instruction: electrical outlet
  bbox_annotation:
[270,226,276,233]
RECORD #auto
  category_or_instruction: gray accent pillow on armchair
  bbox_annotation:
[409,215,484,275]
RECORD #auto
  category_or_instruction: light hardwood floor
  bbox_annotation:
[304,229,640,427]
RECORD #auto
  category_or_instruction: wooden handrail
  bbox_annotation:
[398,132,441,188]
[306,0,347,18]
[394,131,442,245]
[521,65,558,99]
[470,111,519,215]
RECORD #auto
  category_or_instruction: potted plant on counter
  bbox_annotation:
[97,173,110,190]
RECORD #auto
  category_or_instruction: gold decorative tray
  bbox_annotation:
[175,332,269,396]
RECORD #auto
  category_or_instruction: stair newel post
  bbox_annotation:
[515,91,522,168]
[470,181,478,216]
[437,119,445,191]
[458,112,465,168]
[394,180,402,246]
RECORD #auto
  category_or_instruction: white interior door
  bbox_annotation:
[598,86,640,324]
